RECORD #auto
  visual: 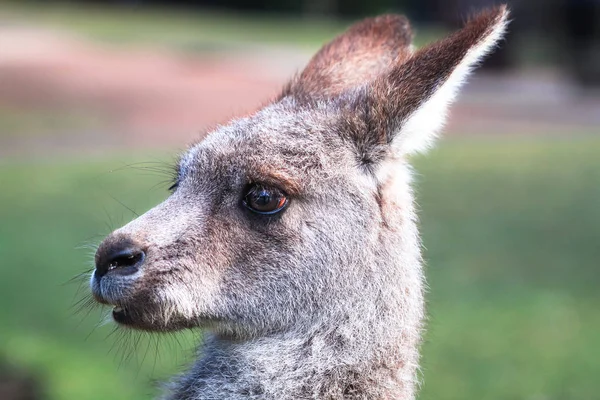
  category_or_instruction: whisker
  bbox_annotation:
[108,194,140,218]
[85,310,108,341]
[105,326,120,341]
[102,206,116,233]
[64,268,94,286]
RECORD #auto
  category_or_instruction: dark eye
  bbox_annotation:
[243,184,288,215]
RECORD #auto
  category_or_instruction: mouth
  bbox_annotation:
[90,281,138,326]
[90,272,194,331]
[111,305,134,325]
[90,269,141,326]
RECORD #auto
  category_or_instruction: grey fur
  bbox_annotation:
[90,8,508,399]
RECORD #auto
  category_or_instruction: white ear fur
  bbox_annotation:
[395,11,509,155]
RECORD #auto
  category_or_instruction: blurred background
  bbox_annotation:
[0,0,599,399]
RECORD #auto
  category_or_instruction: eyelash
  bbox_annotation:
[168,162,181,193]
[168,181,179,193]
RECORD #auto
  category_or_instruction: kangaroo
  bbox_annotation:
[90,6,508,399]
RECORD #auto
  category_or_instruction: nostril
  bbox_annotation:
[95,240,146,279]
[107,249,145,273]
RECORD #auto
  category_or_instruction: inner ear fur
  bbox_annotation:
[283,15,414,100]
[364,5,509,154]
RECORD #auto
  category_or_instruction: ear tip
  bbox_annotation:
[354,14,414,44]
[493,4,511,23]
[372,14,411,28]
[469,4,511,27]
[460,4,511,47]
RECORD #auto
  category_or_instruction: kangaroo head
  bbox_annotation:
[91,7,508,338]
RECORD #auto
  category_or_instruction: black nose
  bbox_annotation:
[95,237,145,279]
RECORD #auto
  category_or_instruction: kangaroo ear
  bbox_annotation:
[365,5,509,155]
[284,15,413,99]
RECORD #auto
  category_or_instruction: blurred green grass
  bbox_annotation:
[0,2,443,52]
[0,138,599,399]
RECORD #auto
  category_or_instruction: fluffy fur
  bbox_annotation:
[90,6,509,399]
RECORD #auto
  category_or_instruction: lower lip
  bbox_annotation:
[112,307,131,324]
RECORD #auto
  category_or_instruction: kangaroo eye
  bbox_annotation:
[243,185,288,215]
